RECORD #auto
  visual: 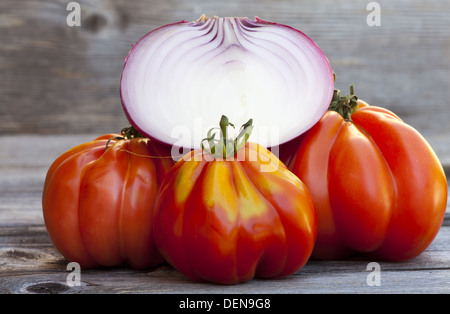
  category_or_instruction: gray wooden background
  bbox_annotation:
[1,0,450,294]
[1,0,450,157]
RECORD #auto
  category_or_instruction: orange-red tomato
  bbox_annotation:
[42,134,174,269]
[288,100,448,261]
[153,142,317,284]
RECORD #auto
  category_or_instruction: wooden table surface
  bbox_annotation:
[1,136,449,295]
[1,0,450,294]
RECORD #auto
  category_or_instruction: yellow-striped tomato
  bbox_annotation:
[153,141,317,284]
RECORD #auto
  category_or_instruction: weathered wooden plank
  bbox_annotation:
[1,134,449,294]
[1,0,450,147]
[1,225,449,294]
[4,267,450,294]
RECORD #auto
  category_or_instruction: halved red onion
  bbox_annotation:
[120,15,334,151]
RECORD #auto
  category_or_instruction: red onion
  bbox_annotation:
[120,15,334,153]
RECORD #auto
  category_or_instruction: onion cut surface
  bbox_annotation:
[121,15,334,150]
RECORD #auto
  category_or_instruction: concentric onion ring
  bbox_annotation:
[120,15,334,150]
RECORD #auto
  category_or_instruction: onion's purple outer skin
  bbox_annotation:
[120,16,334,158]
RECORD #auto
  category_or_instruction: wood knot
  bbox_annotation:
[23,282,70,294]
[83,13,107,33]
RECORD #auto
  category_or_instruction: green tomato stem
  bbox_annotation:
[328,84,359,121]
[202,115,253,159]
[105,125,146,151]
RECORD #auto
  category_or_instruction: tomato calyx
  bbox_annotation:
[120,125,147,139]
[329,84,359,121]
[201,115,254,159]
[105,126,146,151]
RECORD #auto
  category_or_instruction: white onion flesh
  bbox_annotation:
[120,16,334,149]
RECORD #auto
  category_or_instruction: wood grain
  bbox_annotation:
[1,223,449,294]
[1,0,450,295]
[1,0,450,141]
[0,135,449,294]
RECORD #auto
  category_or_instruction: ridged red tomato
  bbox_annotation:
[288,95,448,261]
[42,132,174,269]
[153,141,317,284]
